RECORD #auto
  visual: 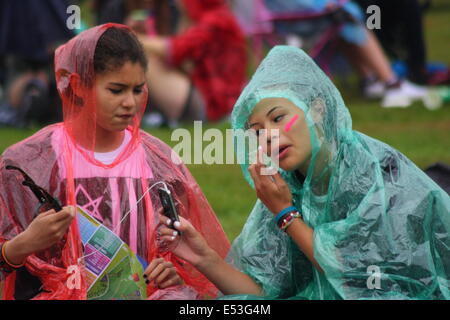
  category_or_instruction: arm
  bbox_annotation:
[194,245,262,296]
[248,150,323,273]
[137,35,169,58]
[2,207,75,267]
[158,214,263,296]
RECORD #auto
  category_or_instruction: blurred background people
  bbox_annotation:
[355,0,450,86]
[231,0,430,108]
[126,0,248,127]
[0,0,76,127]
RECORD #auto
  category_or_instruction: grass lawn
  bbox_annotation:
[0,0,449,242]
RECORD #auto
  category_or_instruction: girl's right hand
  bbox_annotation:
[4,206,76,265]
[158,212,215,269]
[23,206,76,253]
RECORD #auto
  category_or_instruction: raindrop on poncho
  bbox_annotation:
[0,23,230,300]
[227,46,450,300]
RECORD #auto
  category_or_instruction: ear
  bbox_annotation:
[69,73,83,97]
[68,73,87,107]
[310,98,326,124]
[310,97,326,143]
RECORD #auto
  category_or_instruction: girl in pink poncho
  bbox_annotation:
[0,23,229,300]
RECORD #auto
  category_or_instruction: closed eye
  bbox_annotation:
[109,88,122,95]
[274,115,284,123]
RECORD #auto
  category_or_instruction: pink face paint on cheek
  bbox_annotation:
[284,114,299,132]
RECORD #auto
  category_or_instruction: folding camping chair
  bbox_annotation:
[230,0,353,75]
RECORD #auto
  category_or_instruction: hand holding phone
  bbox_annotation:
[158,187,180,228]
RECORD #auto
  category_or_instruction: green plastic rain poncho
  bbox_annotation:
[226,46,450,300]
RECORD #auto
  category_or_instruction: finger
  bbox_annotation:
[37,209,57,218]
[144,258,164,277]
[148,261,173,281]
[159,213,173,227]
[52,206,76,223]
[155,266,176,285]
[158,274,182,289]
[255,145,264,168]
[171,216,195,236]
[160,235,177,243]
[159,227,179,237]
[248,164,260,186]
[272,172,288,190]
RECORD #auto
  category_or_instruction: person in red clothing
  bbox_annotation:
[132,0,247,125]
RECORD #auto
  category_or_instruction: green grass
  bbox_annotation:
[1,1,449,242]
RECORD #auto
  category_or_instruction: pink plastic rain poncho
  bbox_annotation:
[0,23,230,300]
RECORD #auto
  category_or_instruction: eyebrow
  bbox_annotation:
[247,106,282,128]
[108,82,146,88]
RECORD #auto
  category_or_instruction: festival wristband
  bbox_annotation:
[275,206,297,224]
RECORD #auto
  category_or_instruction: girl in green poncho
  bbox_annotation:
[158,46,450,300]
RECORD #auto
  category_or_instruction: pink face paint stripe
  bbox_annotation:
[284,114,299,132]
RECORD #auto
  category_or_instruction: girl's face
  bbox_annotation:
[247,97,312,173]
[95,61,146,132]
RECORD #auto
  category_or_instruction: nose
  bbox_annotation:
[121,91,137,109]
[258,126,280,156]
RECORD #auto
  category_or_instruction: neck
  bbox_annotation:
[298,147,332,195]
[297,160,310,177]
[95,126,125,153]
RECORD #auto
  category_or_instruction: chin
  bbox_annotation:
[279,159,300,172]
[280,153,310,172]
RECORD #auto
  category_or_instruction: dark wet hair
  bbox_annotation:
[94,27,148,74]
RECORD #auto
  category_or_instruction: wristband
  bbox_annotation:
[275,206,297,225]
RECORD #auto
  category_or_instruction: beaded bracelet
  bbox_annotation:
[280,211,301,231]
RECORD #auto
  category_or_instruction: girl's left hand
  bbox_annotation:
[144,257,183,289]
[248,147,293,215]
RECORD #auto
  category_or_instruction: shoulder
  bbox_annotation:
[139,129,176,160]
[2,124,60,162]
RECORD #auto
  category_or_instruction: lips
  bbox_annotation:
[117,114,133,119]
[276,145,291,159]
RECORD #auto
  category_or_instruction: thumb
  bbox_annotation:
[272,171,288,189]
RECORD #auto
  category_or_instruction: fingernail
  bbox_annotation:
[172,231,178,236]
[170,236,175,241]
[166,219,171,225]
[258,145,262,151]
[173,221,181,228]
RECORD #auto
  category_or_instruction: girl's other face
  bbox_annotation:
[95,61,146,132]
[247,97,312,173]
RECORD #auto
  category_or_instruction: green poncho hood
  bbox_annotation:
[226,46,450,300]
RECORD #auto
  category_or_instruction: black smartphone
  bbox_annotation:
[158,187,180,227]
